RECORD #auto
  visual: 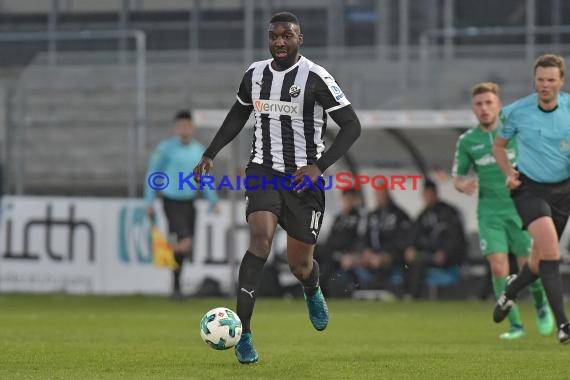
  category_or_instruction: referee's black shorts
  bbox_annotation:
[244,163,326,245]
[162,197,196,241]
[511,172,570,240]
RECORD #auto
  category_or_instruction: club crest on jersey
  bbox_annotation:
[289,84,301,98]
[560,139,570,153]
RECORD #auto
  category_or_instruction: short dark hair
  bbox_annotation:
[342,188,358,197]
[424,179,437,193]
[174,110,192,121]
[270,11,300,28]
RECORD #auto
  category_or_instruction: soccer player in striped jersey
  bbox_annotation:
[452,82,554,340]
[193,11,361,363]
[492,55,570,344]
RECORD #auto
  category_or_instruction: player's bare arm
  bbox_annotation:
[452,176,478,195]
[492,136,520,189]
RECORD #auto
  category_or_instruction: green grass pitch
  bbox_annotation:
[0,294,567,379]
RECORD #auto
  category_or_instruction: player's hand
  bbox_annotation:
[340,253,359,270]
[378,252,392,267]
[505,170,521,190]
[292,164,322,193]
[434,250,446,266]
[370,253,389,269]
[193,156,214,184]
[404,247,416,263]
[361,249,374,267]
[146,206,155,219]
[461,179,478,196]
[209,203,220,214]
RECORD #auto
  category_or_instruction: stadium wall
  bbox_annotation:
[2,191,570,295]
[0,196,253,295]
[0,182,476,295]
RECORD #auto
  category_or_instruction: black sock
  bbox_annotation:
[172,253,185,293]
[539,260,568,326]
[301,260,320,296]
[505,263,538,299]
[236,251,266,334]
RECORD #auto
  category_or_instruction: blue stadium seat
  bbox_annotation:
[389,269,403,285]
[426,266,461,287]
[389,266,460,299]
[426,266,461,299]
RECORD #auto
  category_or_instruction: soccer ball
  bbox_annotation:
[200,307,242,350]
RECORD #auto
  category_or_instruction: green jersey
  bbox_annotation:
[452,125,518,216]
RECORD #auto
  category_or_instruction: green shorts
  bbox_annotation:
[478,213,532,257]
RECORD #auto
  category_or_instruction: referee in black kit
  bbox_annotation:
[492,54,570,343]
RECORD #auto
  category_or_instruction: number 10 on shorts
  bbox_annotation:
[310,210,322,230]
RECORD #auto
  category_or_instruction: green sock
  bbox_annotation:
[492,276,523,328]
[529,278,546,308]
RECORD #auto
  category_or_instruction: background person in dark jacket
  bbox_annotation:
[403,180,466,298]
[315,189,363,296]
[360,188,412,289]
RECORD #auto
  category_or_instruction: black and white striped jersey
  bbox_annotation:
[236,56,351,174]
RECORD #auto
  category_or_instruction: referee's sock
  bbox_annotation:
[236,251,266,334]
[539,260,568,326]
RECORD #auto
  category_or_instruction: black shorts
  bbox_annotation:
[162,197,196,241]
[511,172,570,239]
[244,163,326,244]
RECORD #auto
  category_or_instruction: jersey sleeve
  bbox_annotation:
[310,67,351,113]
[451,136,471,177]
[497,105,517,140]
[236,67,254,106]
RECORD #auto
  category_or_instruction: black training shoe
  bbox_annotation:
[493,275,517,323]
[557,323,570,344]
[493,293,516,323]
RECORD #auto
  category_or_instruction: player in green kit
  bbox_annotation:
[452,82,554,340]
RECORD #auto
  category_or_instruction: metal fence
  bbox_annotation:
[2,0,570,197]
[3,31,146,198]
